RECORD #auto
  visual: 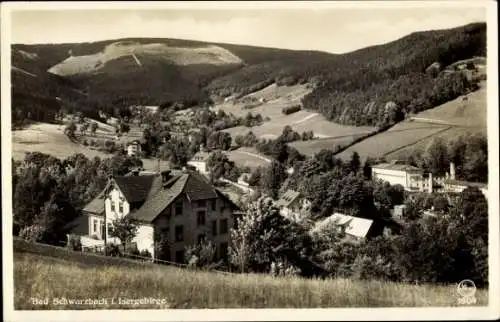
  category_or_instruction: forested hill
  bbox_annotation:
[11,22,486,128]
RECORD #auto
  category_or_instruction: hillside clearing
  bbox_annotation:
[225,147,271,168]
[14,245,488,309]
[48,41,243,76]
[217,83,375,141]
[11,122,168,171]
[337,82,487,162]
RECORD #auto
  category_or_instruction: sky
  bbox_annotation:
[9,3,487,54]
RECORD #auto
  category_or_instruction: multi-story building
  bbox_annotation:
[371,161,425,191]
[187,151,211,175]
[70,169,241,263]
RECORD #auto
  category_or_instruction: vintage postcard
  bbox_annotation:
[2,1,499,321]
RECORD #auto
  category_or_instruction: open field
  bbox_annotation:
[289,134,369,157]
[12,122,168,171]
[217,83,376,140]
[337,82,487,162]
[14,240,488,309]
[224,147,271,168]
[12,122,110,161]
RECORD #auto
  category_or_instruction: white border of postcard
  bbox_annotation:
[2,1,499,321]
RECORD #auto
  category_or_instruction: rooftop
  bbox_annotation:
[312,213,374,239]
[372,162,422,172]
[276,189,301,208]
[189,151,211,162]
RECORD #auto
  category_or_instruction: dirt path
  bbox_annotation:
[292,113,319,125]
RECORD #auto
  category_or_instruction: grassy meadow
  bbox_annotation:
[14,241,488,309]
[11,122,169,171]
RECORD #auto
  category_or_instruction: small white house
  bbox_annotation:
[187,151,211,175]
[127,140,142,157]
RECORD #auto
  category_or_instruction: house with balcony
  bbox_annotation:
[68,169,241,263]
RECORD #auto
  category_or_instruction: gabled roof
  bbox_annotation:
[312,213,374,239]
[189,151,211,162]
[372,163,422,172]
[129,172,220,223]
[184,172,219,201]
[82,191,106,214]
[276,189,301,208]
[113,174,161,204]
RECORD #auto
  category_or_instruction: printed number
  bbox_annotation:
[458,297,477,305]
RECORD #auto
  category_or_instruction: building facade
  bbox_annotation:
[371,161,424,191]
[71,170,241,263]
[187,151,211,175]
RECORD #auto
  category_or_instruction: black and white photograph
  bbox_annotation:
[2,1,499,321]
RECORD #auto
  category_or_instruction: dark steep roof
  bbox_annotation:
[82,191,106,214]
[129,174,188,223]
[184,172,218,201]
[130,172,222,223]
[113,174,160,203]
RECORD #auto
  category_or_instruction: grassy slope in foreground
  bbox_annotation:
[14,244,487,309]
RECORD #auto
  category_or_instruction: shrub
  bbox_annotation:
[66,235,82,251]
[282,105,301,115]
[19,225,45,243]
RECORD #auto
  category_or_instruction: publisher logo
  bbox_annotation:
[457,279,477,305]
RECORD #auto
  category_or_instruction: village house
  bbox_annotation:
[68,169,241,263]
[126,140,142,157]
[187,150,211,175]
[276,189,311,222]
[311,213,378,241]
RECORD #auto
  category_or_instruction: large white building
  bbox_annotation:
[371,161,425,191]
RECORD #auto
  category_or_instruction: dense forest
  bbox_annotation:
[11,22,486,128]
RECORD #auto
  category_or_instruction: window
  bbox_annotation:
[197,210,206,226]
[107,223,113,235]
[118,202,124,213]
[175,225,184,242]
[211,199,216,211]
[211,220,217,236]
[197,200,206,208]
[92,219,98,234]
[197,234,206,244]
[175,250,185,263]
[175,200,183,216]
[220,218,228,235]
[110,201,115,212]
[220,242,229,261]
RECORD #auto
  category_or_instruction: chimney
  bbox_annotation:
[161,170,171,183]
[428,173,433,193]
[450,162,456,180]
